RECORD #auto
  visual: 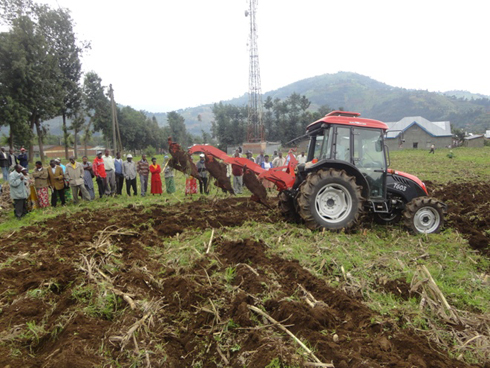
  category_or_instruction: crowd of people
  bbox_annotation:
[2,148,176,220]
[2,146,306,220]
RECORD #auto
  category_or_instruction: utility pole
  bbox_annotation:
[108,84,122,153]
[245,0,264,143]
[109,84,116,153]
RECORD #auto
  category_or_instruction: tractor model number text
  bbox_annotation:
[393,183,407,192]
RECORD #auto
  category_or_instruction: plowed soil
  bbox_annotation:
[0,195,485,367]
[427,181,490,257]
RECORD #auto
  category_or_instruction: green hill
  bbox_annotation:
[148,72,490,135]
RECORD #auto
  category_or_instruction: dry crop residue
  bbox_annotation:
[0,197,483,367]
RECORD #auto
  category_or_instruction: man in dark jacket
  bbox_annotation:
[17,147,28,170]
[8,148,18,170]
[47,159,66,207]
[196,154,208,194]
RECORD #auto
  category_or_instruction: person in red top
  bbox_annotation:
[149,157,162,195]
[232,152,243,194]
[93,151,107,198]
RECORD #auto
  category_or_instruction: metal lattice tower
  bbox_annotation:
[246,0,264,142]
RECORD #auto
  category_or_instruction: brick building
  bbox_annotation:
[385,116,453,151]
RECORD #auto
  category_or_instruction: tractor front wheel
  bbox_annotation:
[297,169,363,231]
[403,197,445,234]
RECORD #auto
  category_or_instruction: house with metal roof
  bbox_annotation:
[463,134,484,148]
[384,116,453,151]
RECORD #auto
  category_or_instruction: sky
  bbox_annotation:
[8,0,490,112]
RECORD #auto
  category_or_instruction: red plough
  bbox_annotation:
[188,145,298,206]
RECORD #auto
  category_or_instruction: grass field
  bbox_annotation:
[389,146,490,183]
[0,146,489,367]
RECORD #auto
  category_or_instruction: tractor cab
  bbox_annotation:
[304,111,389,205]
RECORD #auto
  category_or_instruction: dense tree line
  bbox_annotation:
[211,93,334,146]
[0,0,90,160]
[0,0,194,160]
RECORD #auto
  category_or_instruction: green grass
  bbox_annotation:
[389,146,490,183]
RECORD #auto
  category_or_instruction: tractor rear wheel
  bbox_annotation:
[278,191,301,223]
[297,169,363,231]
[403,197,445,234]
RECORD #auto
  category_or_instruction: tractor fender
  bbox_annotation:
[386,173,427,203]
[301,160,370,199]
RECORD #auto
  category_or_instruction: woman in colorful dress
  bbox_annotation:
[149,157,163,195]
[185,175,197,195]
[32,161,50,208]
[184,156,197,196]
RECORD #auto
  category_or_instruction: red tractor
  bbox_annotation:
[186,111,446,234]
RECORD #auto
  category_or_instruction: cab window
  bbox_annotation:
[309,128,331,161]
[353,128,386,198]
[335,127,351,162]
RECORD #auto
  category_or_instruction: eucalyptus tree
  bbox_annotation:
[0,25,30,148]
[167,111,192,148]
[211,103,247,150]
[0,15,61,159]
[37,5,88,159]
[69,110,85,158]
[82,71,111,155]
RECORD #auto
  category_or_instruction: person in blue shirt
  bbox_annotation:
[55,158,66,173]
[114,152,124,195]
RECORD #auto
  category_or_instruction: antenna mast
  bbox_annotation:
[246,0,264,142]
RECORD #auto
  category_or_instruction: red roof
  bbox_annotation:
[306,111,388,131]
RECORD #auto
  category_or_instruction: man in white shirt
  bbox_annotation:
[297,151,307,164]
[103,149,116,195]
[122,154,137,196]
[272,152,286,168]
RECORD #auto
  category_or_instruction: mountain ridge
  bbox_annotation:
[147,72,490,135]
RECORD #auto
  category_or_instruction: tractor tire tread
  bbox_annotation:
[403,196,445,234]
[297,169,362,231]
